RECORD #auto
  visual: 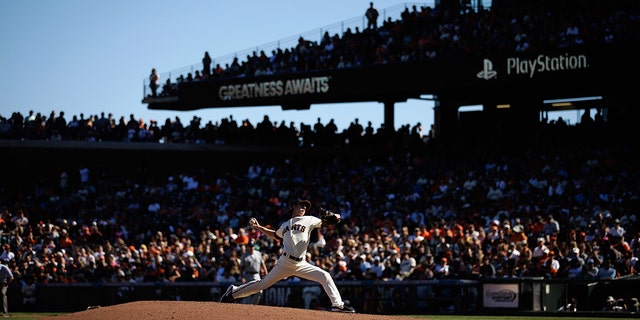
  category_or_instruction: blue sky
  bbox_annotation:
[1,1,449,132]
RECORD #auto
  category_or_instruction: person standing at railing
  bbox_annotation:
[149,68,159,97]
[365,2,379,30]
[202,51,212,79]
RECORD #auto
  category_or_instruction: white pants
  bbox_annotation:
[1,285,8,314]
[231,255,344,308]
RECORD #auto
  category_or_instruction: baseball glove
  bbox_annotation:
[320,208,341,225]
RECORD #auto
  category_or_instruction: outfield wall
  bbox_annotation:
[8,277,640,315]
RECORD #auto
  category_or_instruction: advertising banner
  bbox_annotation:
[483,283,519,308]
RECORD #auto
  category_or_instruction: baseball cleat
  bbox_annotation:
[331,305,355,313]
[219,285,235,303]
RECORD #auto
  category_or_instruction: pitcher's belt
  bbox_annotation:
[283,252,303,262]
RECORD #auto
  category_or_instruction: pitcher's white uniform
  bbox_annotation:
[224,205,349,310]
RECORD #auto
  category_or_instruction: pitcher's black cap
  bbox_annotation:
[294,199,312,210]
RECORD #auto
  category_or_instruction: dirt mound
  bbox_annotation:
[40,301,423,320]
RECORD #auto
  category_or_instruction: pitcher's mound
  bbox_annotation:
[41,301,423,320]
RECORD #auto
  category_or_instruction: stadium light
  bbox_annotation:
[551,102,574,107]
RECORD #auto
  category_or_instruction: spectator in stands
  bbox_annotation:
[597,259,617,280]
[0,245,14,264]
[543,215,560,241]
[0,208,18,241]
[579,258,599,279]
[541,250,560,278]
[79,166,90,185]
[566,250,584,278]
[368,256,385,279]
[433,257,450,279]
[398,251,417,279]
[594,108,605,125]
[478,256,496,279]
[580,109,594,127]
[161,78,174,97]
[609,219,626,238]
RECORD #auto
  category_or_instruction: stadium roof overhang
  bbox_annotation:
[143,45,635,112]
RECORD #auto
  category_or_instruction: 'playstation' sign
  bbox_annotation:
[477,53,590,81]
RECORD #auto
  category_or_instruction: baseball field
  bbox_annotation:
[3,301,637,320]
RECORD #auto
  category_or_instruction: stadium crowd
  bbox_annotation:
[1,0,639,312]
[0,110,430,148]
[0,115,638,292]
[150,1,638,94]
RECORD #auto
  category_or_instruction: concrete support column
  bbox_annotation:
[383,101,395,131]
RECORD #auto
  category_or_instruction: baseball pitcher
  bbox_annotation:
[219,199,355,313]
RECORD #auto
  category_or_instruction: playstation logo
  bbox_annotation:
[477,59,497,80]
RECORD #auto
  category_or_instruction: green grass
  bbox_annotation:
[7,313,639,320]
[404,316,638,320]
[0,313,64,320]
